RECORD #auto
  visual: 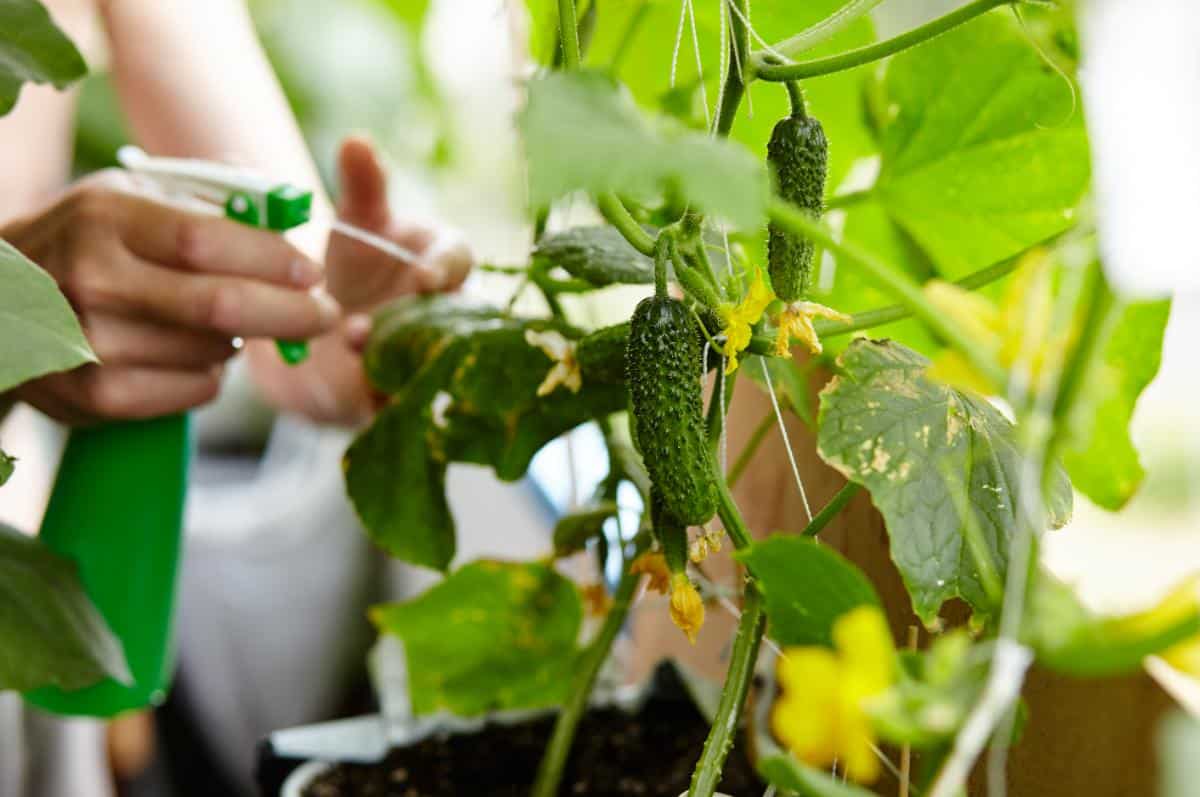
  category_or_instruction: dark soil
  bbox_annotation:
[302,689,763,797]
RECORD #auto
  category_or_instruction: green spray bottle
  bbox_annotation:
[25,147,314,717]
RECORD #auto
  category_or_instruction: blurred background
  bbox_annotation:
[1,0,1198,795]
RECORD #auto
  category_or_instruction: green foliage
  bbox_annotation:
[1060,298,1170,510]
[346,297,626,569]
[758,754,876,797]
[552,501,617,558]
[519,70,768,228]
[1160,712,1200,797]
[0,238,96,394]
[534,225,655,286]
[1023,570,1200,677]
[735,535,878,648]
[817,339,1072,625]
[626,295,717,525]
[767,111,827,302]
[0,448,12,487]
[370,560,582,716]
[0,524,130,692]
[0,0,87,116]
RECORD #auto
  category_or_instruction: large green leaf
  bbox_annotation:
[370,560,582,716]
[759,754,875,797]
[1060,299,1170,510]
[519,69,768,228]
[0,0,87,116]
[871,11,1090,278]
[346,296,627,569]
[735,535,878,648]
[817,339,1072,625]
[1023,570,1200,678]
[0,524,130,692]
[0,238,95,393]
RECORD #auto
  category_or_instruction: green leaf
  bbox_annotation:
[347,297,627,568]
[370,560,582,716]
[735,535,878,647]
[519,70,768,229]
[553,500,618,558]
[0,447,13,487]
[372,0,433,31]
[0,0,87,116]
[817,339,1072,625]
[1060,299,1170,510]
[759,754,876,797]
[0,524,130,692]
[0,238,95,393]
[534,225,655,286]
[1023,570,1200,677]
[871,11,1089,278]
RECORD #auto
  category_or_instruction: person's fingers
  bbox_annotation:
[24,364,225,423]
[337,136,390,230]
[425,235,474,292]
[127,256,340,339]
[107,191,323,287]
[342,314,373,352]
[85,315,238,368]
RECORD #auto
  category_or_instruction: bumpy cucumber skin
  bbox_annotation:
[651,488,690,576]
[577,322,631,386]
[767,113,828,303]
[626,296,717,526]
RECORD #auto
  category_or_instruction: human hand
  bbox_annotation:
[6,171,339,425]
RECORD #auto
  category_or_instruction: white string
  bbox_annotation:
[719,359,729,474]
[711,0,729,134]
[759,358,813,521]
[724,0,788,62]
[686,0,712,130]
[670,0,688,87]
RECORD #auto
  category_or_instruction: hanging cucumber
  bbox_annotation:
[625,295,717,526]
[766,85,828,303]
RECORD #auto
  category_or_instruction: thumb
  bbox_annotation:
[337,136,390,230]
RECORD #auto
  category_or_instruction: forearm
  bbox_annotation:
[98,0,331,258]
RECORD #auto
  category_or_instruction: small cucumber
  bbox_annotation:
[651,488,689,577]
[625,296,717,525]
[767,110,828,303]
[535,226,655,287]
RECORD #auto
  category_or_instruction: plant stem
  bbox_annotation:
[557,0,581,69]
[714,0,750,137]
[688,582,766,797]
[800,481,861,538]
[784,80,806,118]
[727,411,775,489]
[755,0,1010,81]
[597,193,656,256]
[530,558,643,797]
[768,197,1007,387]
[714,473,753,552]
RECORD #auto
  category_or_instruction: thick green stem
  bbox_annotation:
[727,411,775,489]
[769,197,1007,387]
[530,559,642,797]
[755,0,1010,81]
[597,193,655,256]
[784,80,806,118]
[688,582,766,797]
[801,481,861,538]
[557,0,581,69]
[714,474,753,552]
[714,0,750,137]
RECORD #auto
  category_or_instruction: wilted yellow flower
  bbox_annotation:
[773,301,851,357]
[771,605,896,784]
[717,268,774,373]
[524,329,581,396]
[669,573,705,644]
[630,551,671,594]
[581,583,613,615]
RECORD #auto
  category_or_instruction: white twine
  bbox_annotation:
[759,357,813,521]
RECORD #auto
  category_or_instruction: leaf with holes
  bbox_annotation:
[370,560,582,716]
[817,339,1072,625]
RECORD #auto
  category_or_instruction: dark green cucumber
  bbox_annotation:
[767,111,828,302]
[625,296,717,525]
[650,488,689,576]
[577,322,631,385]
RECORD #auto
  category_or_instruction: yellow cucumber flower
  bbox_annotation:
[669,572,705,644]
[717,268,774,374]
[524,329,582,396]
[630,551,671,595]
[771,605,896,784]
[774,301,851,357]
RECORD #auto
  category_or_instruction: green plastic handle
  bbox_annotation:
[25,415,189,716]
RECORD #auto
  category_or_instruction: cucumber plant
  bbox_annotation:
[345,2,1198,796]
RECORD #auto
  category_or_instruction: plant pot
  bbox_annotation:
[258,662,764,797]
